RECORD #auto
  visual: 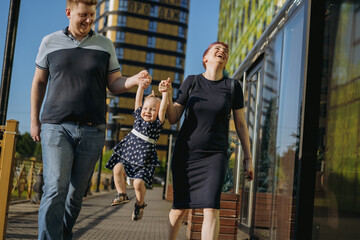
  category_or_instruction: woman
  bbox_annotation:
[163,42,254,240]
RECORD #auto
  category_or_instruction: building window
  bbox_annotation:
[118,15,126,26]
[179,11,187,23]
[116,31,125,42]
[147,68,154,77]
[116,48,124,58]
[173,88,179,99]
[236,20,239,37]
[106,129,112,140]
[94,21,99,32]
[178,26,185,37]
[247,0,252,22]
[146,52,155,63]
[147,36,156,48]
[109,99,115,107]
[149,20,157,32]
[108,112,113,123]
[253,35,257,45]
[144,84,152,95]
[96,5,100,18]
[150,5,158,17]
[118,0,128,11]
[105,0,109,12]
[180,0,188,8]
[177,42,184,53]
[241,9,245,33]
[103,16,108,27]
[176,57,183,68]
[174,72,181,84]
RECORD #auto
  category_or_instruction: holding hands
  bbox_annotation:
[159,77,172,93]
[136,70,152,89]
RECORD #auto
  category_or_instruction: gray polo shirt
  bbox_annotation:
[35,27,120,124]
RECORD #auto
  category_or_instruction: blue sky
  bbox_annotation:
[0,0,220,134]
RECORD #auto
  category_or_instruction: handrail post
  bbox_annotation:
[27,158,36,200]
[0,119,19,239]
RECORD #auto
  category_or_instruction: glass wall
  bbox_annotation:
[270,5,305,239]
[252,28,282,239]
[254,5,306,239]
[237,3,307,239]
[312,2,360,239]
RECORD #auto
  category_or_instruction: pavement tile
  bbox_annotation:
[6,187,187,240]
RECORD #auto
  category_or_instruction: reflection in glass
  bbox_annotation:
[241,70,259,226]
[271,5,305,239]
[312,2,360,239]
[252,28,282,239]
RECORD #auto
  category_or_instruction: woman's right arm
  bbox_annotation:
[167,102,185,124]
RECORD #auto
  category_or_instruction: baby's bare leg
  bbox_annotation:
[113,163,126,194]
[133,179,146,205]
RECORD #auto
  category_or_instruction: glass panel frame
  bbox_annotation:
[240,65,262,228]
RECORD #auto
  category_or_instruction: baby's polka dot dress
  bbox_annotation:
[105,107,163,187]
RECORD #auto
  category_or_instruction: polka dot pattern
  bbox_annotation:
[105,107,163,187]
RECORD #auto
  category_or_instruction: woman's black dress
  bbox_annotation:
[172,74,244,209]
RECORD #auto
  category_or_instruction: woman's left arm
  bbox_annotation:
[233,108,254,180]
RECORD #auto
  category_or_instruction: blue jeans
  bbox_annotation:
[38,122,105,240]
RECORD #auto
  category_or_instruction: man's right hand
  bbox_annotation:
[31,119,41,142]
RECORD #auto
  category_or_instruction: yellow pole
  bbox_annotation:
[0,119,19,240]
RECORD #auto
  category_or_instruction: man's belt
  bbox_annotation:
[131,129,156,144]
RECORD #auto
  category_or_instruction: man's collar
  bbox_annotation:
[62,27,94,37]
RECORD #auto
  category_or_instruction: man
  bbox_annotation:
[30,0,151,239]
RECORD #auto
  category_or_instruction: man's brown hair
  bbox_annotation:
[66,0,97,8]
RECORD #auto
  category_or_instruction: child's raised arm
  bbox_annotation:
[135,84,144,110]
[158,78,171,123]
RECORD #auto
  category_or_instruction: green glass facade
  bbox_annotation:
[218,0,286,75]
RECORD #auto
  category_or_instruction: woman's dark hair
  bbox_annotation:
[202,41,229,69]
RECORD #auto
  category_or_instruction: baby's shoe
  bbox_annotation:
[131,202,147,221]
[110,193,129,206]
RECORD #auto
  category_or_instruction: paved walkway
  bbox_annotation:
[6,187,187,240]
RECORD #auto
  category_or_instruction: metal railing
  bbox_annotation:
[11,157,42,202]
